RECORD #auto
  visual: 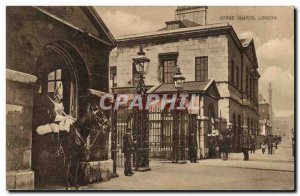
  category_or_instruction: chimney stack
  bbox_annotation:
[175,6,208,26]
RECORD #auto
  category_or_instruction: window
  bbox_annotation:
[231,60,234,84]
[250,78,253,99]
[47,69,62,93]
[246,69,249,95]
[110,66,117,80]
[162,60,176,83]
[236,66,239,88]
[195,56,208,82]
[159,53,178,83]
[110,66,117,87]
[167,23,179,30]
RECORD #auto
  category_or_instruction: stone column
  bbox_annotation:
[6,69,36,190]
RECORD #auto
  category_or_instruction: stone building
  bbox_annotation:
[6,6,116,189]
[110,6,260,154]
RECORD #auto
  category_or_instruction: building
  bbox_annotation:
[6,6,116,189]
[273,116,294,139]
[110,6,260,157]
[258,93,272,136]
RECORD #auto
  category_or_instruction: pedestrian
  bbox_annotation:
[260,142,266,154]
[223,130,231,160]
[241,132,250,161]
[208,134,217,158]
[272,141,276,154]
[266,134,273,155]
[274,135,278,149]
[188,132,198,163]
[250,135,256,154]
[218,134,224,159]
[122,128,134,176]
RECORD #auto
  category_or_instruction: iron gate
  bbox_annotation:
[148,108,193,160]
[114,106,197,166]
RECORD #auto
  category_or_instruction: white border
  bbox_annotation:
[1,1,298,196]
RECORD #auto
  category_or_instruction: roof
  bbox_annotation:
[117,22,231,41]
[176,6,208,11]
[147,79,219,96]
[240,38,253,47]
[113,86,154,94]
[90,89,107,97]
[158,19,201,31]
[33,6,116,47]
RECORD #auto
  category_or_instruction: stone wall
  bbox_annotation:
[6,69,37,190]
[7,6,111,92]
[110,34,228,87]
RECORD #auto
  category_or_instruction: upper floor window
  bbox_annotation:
[167,23,179,30]
[231,59,234,84]
[159,53,178,83]
[246,69,249,95]
[236,66,239,89]
[110,66,117,80]
[195,56,208,82]
[250,78,253,98]
[110,66,117,87]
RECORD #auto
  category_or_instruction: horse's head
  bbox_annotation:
[91,106,111,134]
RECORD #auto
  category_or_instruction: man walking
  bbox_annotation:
[241,132,250,161]
[123,128,134,176]
[222,130,231,160]
[188,132,198,163]
[250,135,256,154]
[266,133,273,154]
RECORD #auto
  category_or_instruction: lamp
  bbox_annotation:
[132,45,150,75]
[173,65,185,90]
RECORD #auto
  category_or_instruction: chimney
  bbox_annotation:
[175,6,208,26]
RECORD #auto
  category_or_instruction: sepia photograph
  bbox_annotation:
[5,5,295,191]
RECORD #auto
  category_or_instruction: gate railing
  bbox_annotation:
[114,106,197,167]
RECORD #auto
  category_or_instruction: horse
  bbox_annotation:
[63,102,110,190]
[33,93,110,190]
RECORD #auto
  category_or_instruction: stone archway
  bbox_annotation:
[32,40,90,187]
[207,103,216,134]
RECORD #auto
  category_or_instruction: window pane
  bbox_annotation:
[163,59,176,83]
[48,71,55,80]
[195,57,208,82]
[56,69,62,80]
[48,81,55,92]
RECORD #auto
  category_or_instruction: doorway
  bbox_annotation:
[32,43,80,188]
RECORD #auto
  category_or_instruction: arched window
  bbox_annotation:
[47,69,62,93]
[41,67,77,117]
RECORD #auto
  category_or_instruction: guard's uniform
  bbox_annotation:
[223,131,231,160]
[241,134,250,160]
[123,131,134,176]
[188,133,198,163]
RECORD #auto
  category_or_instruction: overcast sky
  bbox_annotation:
[95,6,294,118]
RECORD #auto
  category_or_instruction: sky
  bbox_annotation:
[95,6,294,118]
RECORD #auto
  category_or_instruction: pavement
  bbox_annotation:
[79,139,294,191]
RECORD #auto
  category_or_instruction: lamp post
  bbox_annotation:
[111,72,119,178]
[132,45,151,171]
[172,65,186,163]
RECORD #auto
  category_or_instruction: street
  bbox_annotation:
[82,139,294,191]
